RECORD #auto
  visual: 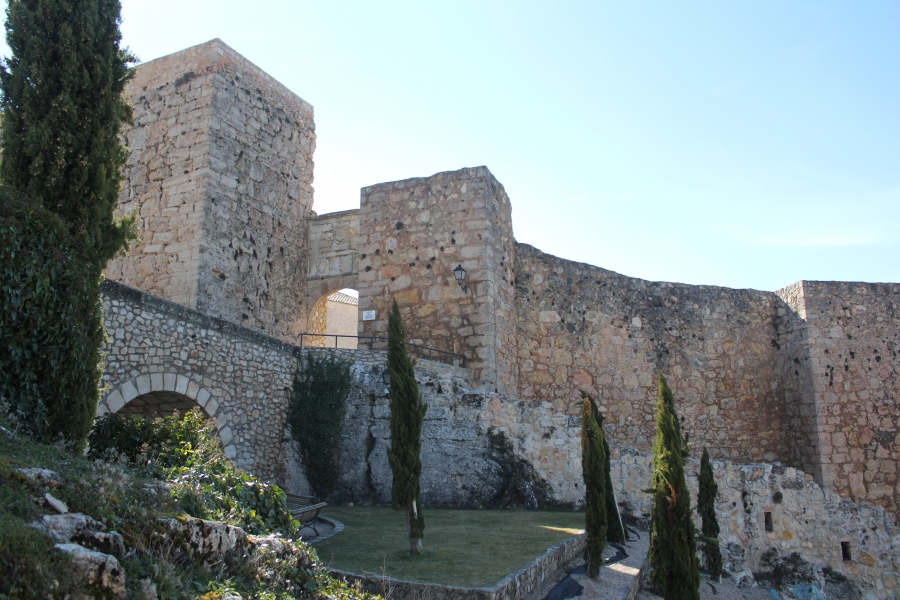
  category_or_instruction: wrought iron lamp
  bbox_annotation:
[453,264,468,294]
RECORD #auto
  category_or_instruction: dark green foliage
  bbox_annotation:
[0,194,104,452]
[581,397,607,579]
[698,447,723,579]
[88,409,297,535]
[648,373,700,600]
[0,0,138,276]
[387,299,427,554]
[288,352,353,501]
[583,391,626,544]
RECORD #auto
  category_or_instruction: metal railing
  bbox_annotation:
[297,333,466,368]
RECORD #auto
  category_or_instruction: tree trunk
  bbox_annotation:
[406,506,423,555]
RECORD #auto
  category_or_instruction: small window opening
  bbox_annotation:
[841,541,852,562]
[764,511,773,532]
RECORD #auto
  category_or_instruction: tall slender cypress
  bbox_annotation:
[647,373,700,600]
[698,447,723,580]
[581,397,607,578]
[582,391,626,544]
[0,0,138,275]
[387,300,427,555]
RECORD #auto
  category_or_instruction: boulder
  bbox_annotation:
[36,512,126,558]
[16,467,66,488]
[54,543,126,599]
[158,516,248,564]
[37,513,105,542]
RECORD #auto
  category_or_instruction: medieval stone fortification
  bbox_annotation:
[101,39,899,596]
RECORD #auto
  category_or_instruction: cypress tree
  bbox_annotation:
[582,391,626,544]
[386,300,427,555]
[698,447,723,580]
[581,397,608,578]
[0,0,138,275]
[647,373,700,600]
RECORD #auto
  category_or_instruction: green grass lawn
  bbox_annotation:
[313,506,585,588]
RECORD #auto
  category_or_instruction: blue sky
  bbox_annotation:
[3,1,897,291]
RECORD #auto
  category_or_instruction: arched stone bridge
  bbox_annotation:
[99,280,299,478]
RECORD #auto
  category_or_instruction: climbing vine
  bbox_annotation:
[288,352,353,501]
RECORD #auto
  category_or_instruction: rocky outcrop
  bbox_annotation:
[54,543,127,599]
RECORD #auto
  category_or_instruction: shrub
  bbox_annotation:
[89,409,297,536]
[0,194,105,452]
[288,352,353,501]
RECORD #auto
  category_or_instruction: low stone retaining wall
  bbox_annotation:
[328,532,585,600]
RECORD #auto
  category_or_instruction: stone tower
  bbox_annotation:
[105,39,315,341]
[356,167,518,392]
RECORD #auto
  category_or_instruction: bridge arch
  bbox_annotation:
[98,371,237,459]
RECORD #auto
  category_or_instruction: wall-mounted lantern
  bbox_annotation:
[382,369,391,386]
[453,264,468,294]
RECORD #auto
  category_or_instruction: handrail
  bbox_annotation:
[297,333,466,368]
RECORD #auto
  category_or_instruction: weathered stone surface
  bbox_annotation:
[777,281,900,521]
[16,467,65,488]
[54,543,126,599]
[357,167,517,391]
[158,516,247,563]
[105,38,315,342]
[37,513,104,542]
[605,447,899,600]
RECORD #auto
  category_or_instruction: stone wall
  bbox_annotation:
[609,446,899,599]
[513,243,790,464]
[106,38,315,342]
[777,281,900,520]
[356,167,517,391]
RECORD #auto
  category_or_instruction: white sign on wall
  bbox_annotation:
[363,310,376,321]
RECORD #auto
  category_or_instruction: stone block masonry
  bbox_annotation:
[513,242,790,465]
[106,38,316,342]
[306,209,361,322]
[356,167,517,391]
[777,281,900,521]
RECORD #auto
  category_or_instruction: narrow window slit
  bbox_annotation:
[764,511,773,532]
[841,541,852,561]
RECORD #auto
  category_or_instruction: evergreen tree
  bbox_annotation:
[581,397,608,578]
[582,391,626,544]
[0,0,138,276]
[648,373,700,600]
[698,447,723,580]
[386,300,427,555]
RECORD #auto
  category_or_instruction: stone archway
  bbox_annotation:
[98,372,237,459]
[305,288,359,348]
